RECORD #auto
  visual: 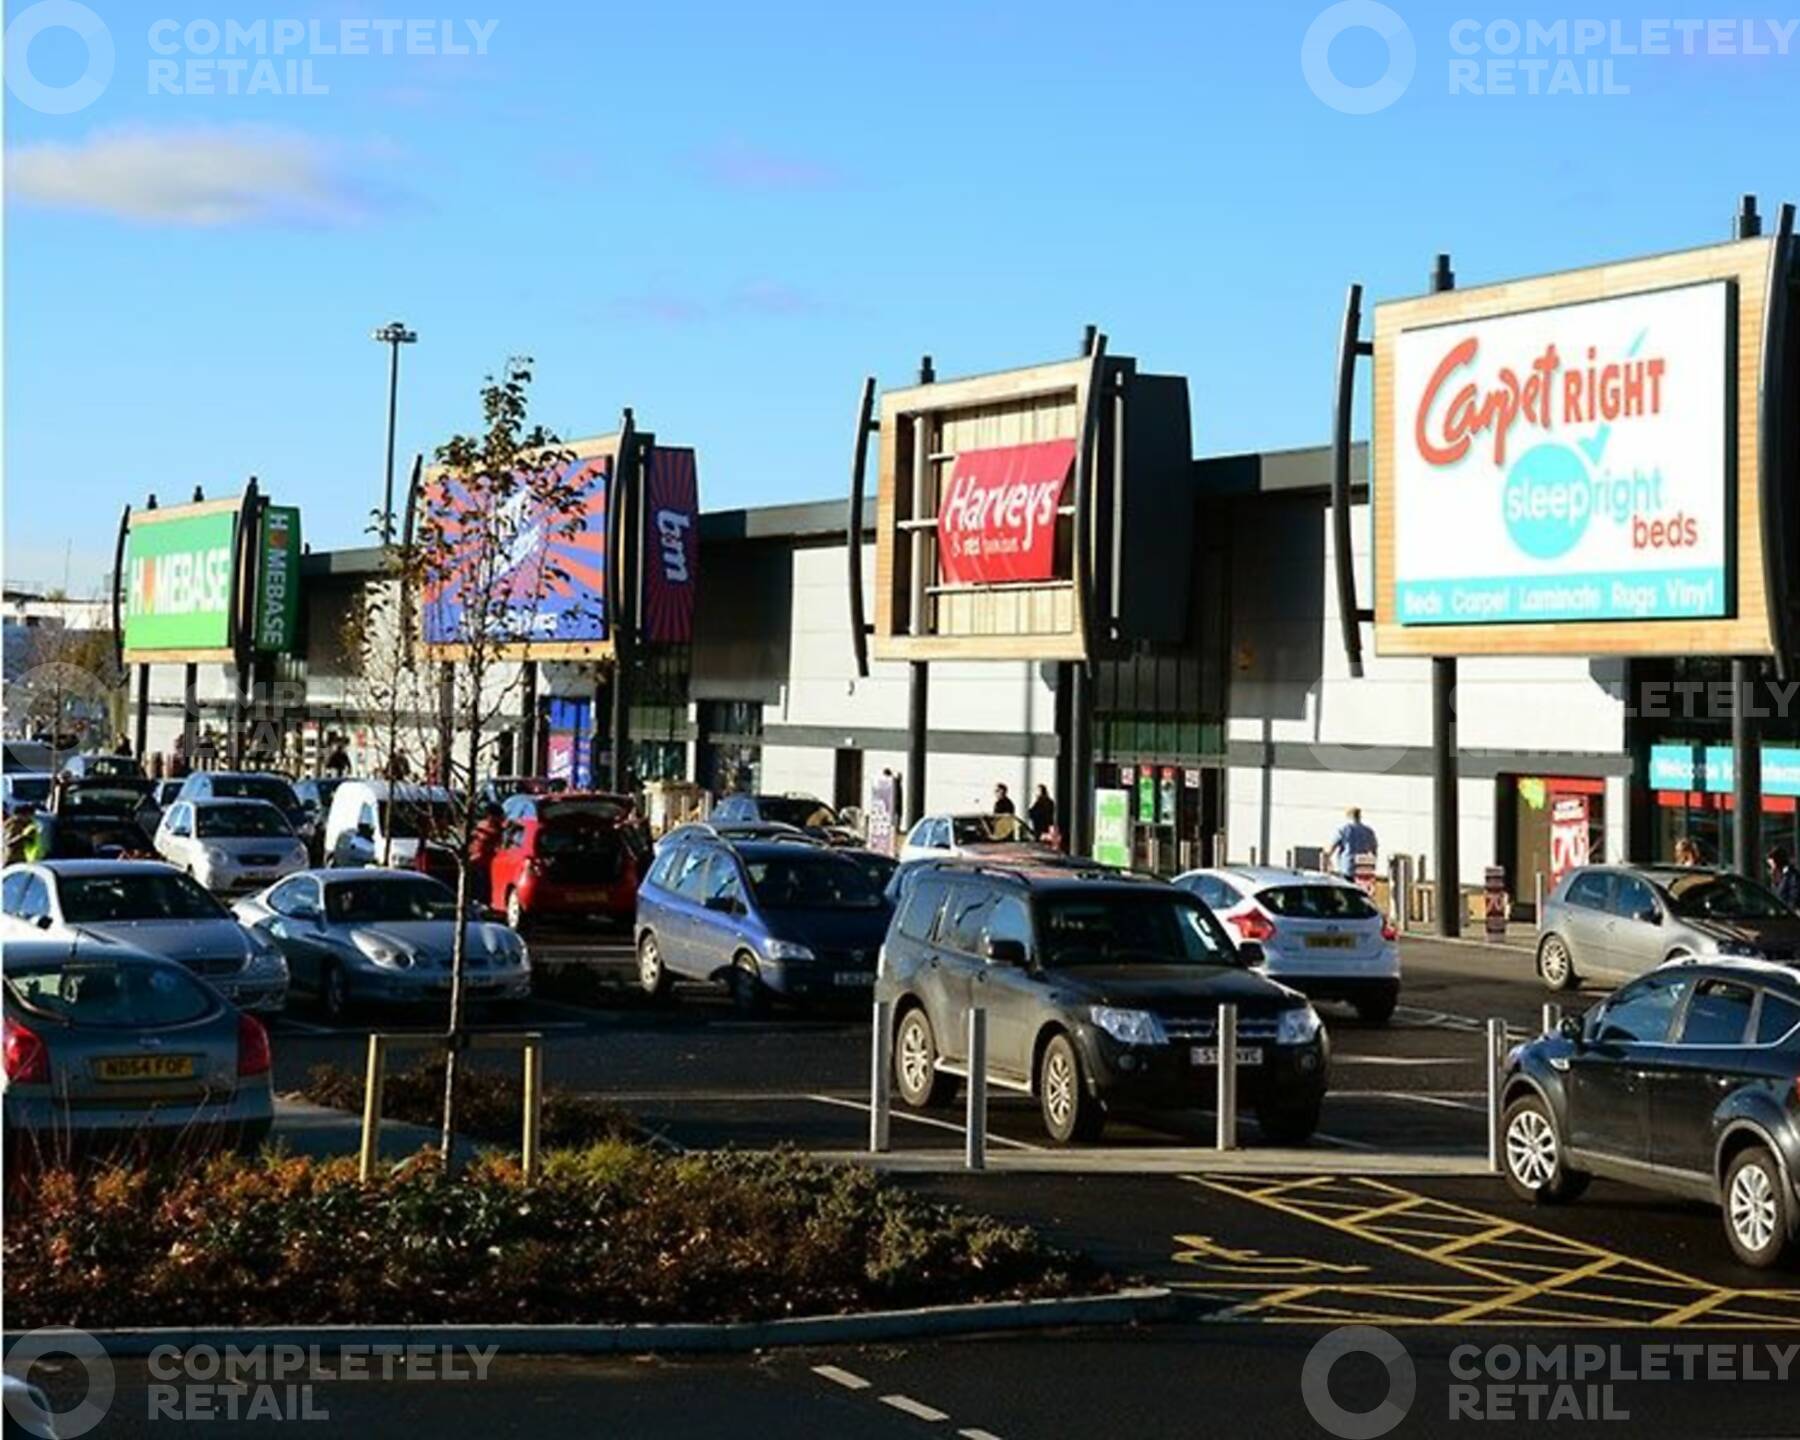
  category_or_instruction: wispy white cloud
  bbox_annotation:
[690,137,842,191]
[6,124,401,227]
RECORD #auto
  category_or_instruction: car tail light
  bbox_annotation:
[1231,910,1276,943]
[1381,919,1398,942]
[526,857,546,878]
[3,1018,49,1084]
[237,1014,271,1078]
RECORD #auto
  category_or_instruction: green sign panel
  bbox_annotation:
[1093,789,1131,868]
[255,505,301,654]
[123,509,238,654]
[1137,772,1156,824]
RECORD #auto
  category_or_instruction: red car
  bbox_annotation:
[487,792,645,930]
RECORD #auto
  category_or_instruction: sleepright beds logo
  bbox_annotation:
[1412,328,1693,561]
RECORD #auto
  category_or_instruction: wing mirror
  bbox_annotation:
[984,937,1029,966]
[355,822,375,841]
[703,895,742,915]
[1637,906,1662,925]
[1236,940,1266,967]
[32,914,53,931]
[1558,1014,1586,1046]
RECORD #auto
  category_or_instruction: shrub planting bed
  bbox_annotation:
[5,1145,1105,1329]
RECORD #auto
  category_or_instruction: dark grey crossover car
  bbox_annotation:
[875,858,1330,1145]
[1500,957,1800,1268]
[1537,865,1800,990]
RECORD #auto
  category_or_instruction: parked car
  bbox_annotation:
[293,776,348,863]
[712,793,860,845]
[1,860,289,1012]
[24,809,156,862]
[899,811,1042,864]
[1175,866,1401,1023]
[634,825,893,1011]
[1537,865,1800,991]
[1,772,52,819]
[233,869,530,1020]
[59,753,144,781]
[3,937,274,1162]
[1501,957,1800,1268]
[321,781,461,882]
[876,858,1331,1145]
[842,848,900,894]
[488,791,643,930]
[154,798,309,895]
[177,771,308,832]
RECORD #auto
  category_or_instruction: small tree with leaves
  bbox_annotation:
[409,359,588,1170]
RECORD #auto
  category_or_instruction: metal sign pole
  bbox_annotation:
[965,1008,987,1171]
[1216,1002,1238,1151]
[1487,1017,1507,1173]
[870,999,892,1154]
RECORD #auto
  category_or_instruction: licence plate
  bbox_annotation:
[1191,1046,1263,1067]
[833,972,874,987]
[1304,934,1357,949]
[95,1054,196,1081]
[566,888,611,905]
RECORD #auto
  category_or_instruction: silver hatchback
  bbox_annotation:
[1537,864,1800,990]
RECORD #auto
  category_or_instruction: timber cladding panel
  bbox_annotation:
[872,357,1091,662]
[1372,235,1778,658]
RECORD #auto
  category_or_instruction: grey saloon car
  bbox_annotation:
[0,860,289,1012]
[1537,864,1800,990]
[2,936,274,1161]
[233,869,531,1020]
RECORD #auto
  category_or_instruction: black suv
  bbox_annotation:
[1501,958,1800,1268]
[875,859,1330,1145]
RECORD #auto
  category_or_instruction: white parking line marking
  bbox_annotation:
[958,1429,1005,1439]
[1334,1055,1467,1066]
[1355,1090,1485,1113]
[880,1394,949,1422]
[804,1094,1045,1152]
[812,1364,871,1391]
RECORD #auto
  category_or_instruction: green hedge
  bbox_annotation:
[5,1146,1102,1329]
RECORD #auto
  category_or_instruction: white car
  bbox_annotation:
[899,812,1042,864]
[321,780,459,871]
[155,797,309,895]
[1174,865,1401,1024]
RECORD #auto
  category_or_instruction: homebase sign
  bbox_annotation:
[124,507,239,655]
[1394,281,1729,627]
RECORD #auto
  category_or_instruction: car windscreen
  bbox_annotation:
[541,798,630,825]
[51,818,151,854]
[1037,892,1237,967]
[325,877,459,923]
[58,871,227,922]
[6,962,215,1028]
[1257,885,1380,920]
[195,803,294,838]
[1663,873,1794,920]
[389,801,459,838]
[209,776,300,810]
[952,814,1033,845]
[754,797,839,829]
[8,777,51,803]
[744,854,885,910]
[537,823,623,858]
[844,851,899,891]
[60,782,153,813]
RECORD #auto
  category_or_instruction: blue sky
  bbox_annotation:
[4,0,1796,592]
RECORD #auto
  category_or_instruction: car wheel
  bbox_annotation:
[1354,990,1398,1025]
[729,955,770,1016]
[893,1007,959,1109]
[1501,1093,1589,1204]
[504,888,525,932]
[1723,1147,1794,1270]
[1537,934,1578,991]
[636,932,671,1000]
[321,962,351,1023]
[1038,1032,1104,1145]
[1257,1099,1322,1144]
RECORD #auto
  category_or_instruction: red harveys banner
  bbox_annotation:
[936,439,1076,586]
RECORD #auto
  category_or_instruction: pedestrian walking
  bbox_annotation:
[1326,806,1378,880]
[1767,847,1800,911]
[1673,836,1703,866]
[1028,784,1056,838]
[993,783,1016,817]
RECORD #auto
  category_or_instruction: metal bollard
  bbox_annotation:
[1534,872,1546,930]
[966,1008,988,1171]
[358,1034,387,1184]
[521,1038,543,1183]
[1541,1001,1562,1036]
[870,998,892,1154]
[1216,1002,1238,1151]
[1486,1018,1508,1174]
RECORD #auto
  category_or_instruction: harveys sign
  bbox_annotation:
[1393,281,1729,627]
[936,439,1076,586]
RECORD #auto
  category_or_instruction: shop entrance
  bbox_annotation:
[1499,775,1605,920]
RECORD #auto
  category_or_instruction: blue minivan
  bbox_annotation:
[634,826,892,1012]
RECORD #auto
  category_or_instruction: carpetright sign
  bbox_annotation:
[122,501,241,659]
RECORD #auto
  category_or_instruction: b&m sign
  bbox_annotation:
[937,439,1076,587]
[1393,281,1729,629]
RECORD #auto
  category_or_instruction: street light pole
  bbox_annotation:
[371,321,418,544]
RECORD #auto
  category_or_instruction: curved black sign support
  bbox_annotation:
[1332,282,1375,678]
[1071,333,1108,662]
[110,503,131,672]
[1759,203,1796,680]
[847,375,877,679]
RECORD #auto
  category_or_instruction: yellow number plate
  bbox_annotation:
[95,1055,196,1081]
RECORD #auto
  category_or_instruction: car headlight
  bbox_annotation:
[1089,1006,1168,1046]
[1277,1004,1323,1045]
[1715,939,1764,958]
[354,935,413,969]
[762,937,815,962]
[203,846,232,867]
[246,932,288,978]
